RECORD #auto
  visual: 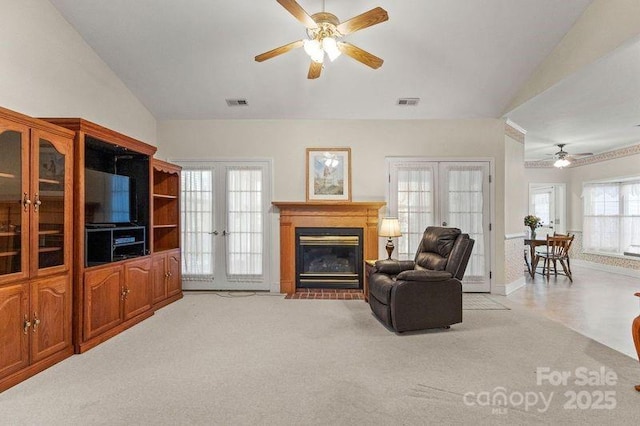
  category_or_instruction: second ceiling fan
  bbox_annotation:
[255,0,389,79]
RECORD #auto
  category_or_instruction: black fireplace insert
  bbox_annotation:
[295,227,363,289]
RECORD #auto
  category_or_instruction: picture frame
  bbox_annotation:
[306,148,352,202]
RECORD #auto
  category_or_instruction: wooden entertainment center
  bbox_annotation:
[0,106,182,392]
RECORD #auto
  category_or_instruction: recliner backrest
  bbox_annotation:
[414,227,461,271]
[445,234,475,280]
[413,226,475,280]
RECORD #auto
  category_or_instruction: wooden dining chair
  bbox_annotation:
[533,234,574,281]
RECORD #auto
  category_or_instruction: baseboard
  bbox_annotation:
[492,276,526,296]
[572,259,640,278]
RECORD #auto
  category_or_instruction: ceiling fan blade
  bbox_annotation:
[337,42,384,69]
[255,40,304,62]
[277,0,318,29]
[307,61,322,79]
[336,7,388,35]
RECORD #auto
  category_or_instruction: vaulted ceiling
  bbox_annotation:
[49,1,639,160]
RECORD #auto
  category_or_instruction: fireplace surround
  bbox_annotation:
[272,201,385,295]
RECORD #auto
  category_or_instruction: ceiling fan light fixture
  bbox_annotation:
[303,38,324,63]
[554,158,571,168]
[256,1,389,78]
[322,36,341,61]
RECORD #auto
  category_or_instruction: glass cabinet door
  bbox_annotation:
[0,123,29,281]
[34,137,69,272]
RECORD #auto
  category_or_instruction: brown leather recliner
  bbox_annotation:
[368,227,475,332]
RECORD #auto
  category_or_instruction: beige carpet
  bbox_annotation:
[1,293,638,425]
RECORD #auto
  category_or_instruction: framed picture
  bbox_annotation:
[306,148,351,202]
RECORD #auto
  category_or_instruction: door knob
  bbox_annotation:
[34,193,42,213]
[23,315,32,334]
[442,221,448,226]
[32,313,40,332]
[22,193,31,211]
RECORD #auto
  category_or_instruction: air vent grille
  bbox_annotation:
[397,98,420,106]
[226,98,248,107]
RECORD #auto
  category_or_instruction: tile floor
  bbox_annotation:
[506,263,640,359]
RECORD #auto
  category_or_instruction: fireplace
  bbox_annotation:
[296,227,363,289]
[272,201,385,295]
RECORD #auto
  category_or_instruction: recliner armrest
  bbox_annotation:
[396,270,453,282]
[374,259,415,275]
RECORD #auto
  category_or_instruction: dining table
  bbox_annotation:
[524,238,548,278]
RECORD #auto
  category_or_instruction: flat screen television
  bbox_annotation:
[85,168,136,225]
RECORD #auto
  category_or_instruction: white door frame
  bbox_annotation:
[386,157,495,293]
[171,158,273,291]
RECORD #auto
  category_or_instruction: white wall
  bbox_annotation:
[0,0,156,144]
[506,0,640,112]
[504,137,526,234]
[157,119,505,200]
[157,118,509,288]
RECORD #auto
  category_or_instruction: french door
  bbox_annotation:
[529,183,567,236]
[177,160,271,290]
[387,159,492,292]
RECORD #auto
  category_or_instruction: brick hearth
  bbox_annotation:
[284,289,365,300]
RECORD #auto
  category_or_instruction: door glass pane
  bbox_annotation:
[396,168,434,260]
[226,168,263,276]
[0,130,23,276]
[38,139,66,269]
[181,169,214,279]
[532,192,551,225]
[446,166,485,280]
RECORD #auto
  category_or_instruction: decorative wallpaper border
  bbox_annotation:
[568,230,640,271]
[505,122,525,144]
[504,237,525,284]
[525,142,640,169]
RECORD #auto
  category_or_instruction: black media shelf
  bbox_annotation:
[85,225,146,266]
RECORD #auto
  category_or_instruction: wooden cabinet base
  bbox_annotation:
[0,346,73,393]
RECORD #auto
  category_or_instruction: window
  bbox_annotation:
[396,167,435,260]
[226,168,263,277]
[583,179,640,255]
[532,192,551,226]
[181,168,214,279]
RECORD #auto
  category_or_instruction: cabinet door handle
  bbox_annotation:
[32,313,40,333]
[34,193,42,213]
[121,288,131,299]
[22,193,32,212]
[167,272,172,278]
[23,315,32,334]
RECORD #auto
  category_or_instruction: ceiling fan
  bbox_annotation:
[255,0,389,79]
[547,144,594,168]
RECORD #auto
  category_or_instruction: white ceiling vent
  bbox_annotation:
[397,98,420,106]
[226,98,248,107]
